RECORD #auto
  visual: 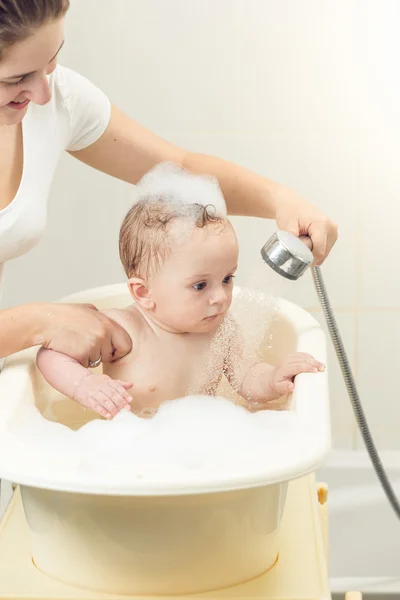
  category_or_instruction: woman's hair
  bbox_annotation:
[0,0,69,60]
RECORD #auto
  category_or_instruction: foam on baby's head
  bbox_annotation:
[119,162,228,279]
[135,162,227,217]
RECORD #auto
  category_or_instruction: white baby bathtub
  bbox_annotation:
[0,284,330,595]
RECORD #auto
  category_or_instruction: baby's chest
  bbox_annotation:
[135,343,196,389]
[107,334,227,397]
[136,336,223,389]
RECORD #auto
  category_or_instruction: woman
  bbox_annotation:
[0,0,337,369]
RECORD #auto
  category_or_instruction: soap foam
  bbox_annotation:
[7,394,302,487]
[134,162,227,218]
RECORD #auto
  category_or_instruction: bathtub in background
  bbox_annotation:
[318,450,400,596]
[0,283,330,596]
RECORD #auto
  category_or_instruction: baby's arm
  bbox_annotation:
[36,309,134,419]
[36,348,133,419]
[224,317,324,411]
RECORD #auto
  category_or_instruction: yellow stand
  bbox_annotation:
[0,475,361,600]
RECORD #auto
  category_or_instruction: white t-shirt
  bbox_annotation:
[0,65,111,298]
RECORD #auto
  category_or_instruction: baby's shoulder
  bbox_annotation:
[101,305,145,335]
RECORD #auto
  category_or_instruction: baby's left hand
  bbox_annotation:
[269,352,325,397]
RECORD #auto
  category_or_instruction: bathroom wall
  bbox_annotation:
[3,0,400,450]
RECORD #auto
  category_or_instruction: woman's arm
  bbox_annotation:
[70,105,338,264]
[0,303,43,358]
[0,302,131,364]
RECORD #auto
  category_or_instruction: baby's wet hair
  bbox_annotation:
[119,199,224,279]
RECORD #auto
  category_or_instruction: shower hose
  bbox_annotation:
[311,265,400,519]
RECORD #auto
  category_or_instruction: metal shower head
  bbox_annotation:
[261,230,314,281]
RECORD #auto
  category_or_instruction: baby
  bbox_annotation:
[37,163,324,420]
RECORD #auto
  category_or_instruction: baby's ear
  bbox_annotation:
[127,278,154,309]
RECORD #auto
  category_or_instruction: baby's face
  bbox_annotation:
[149,220,239,333]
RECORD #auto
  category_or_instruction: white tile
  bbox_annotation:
[310,311,356,450]
[69,0,375,134]
[358,131,400,307]
[356,312,400,449]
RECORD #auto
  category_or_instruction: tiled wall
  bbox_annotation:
[4,0,400,449]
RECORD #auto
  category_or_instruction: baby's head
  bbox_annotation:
[119,163,239,333]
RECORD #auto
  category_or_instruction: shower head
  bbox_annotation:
[261,230,314,280]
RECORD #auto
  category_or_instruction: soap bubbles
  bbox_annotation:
[6,393,301,488]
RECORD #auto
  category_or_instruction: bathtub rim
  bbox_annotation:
[0,283,331,496]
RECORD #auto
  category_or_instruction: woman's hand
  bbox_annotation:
[41,303,132,367]
[274,191,338,266]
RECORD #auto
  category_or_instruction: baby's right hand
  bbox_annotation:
[73,374,133,419]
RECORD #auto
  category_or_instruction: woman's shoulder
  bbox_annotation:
[30,64,111,152]
[51,65,105,104]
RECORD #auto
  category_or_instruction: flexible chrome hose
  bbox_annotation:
[311,266,400,519]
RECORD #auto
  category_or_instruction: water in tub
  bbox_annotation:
[5,264,306,488]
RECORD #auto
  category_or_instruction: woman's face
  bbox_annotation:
[0,19,65,126]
